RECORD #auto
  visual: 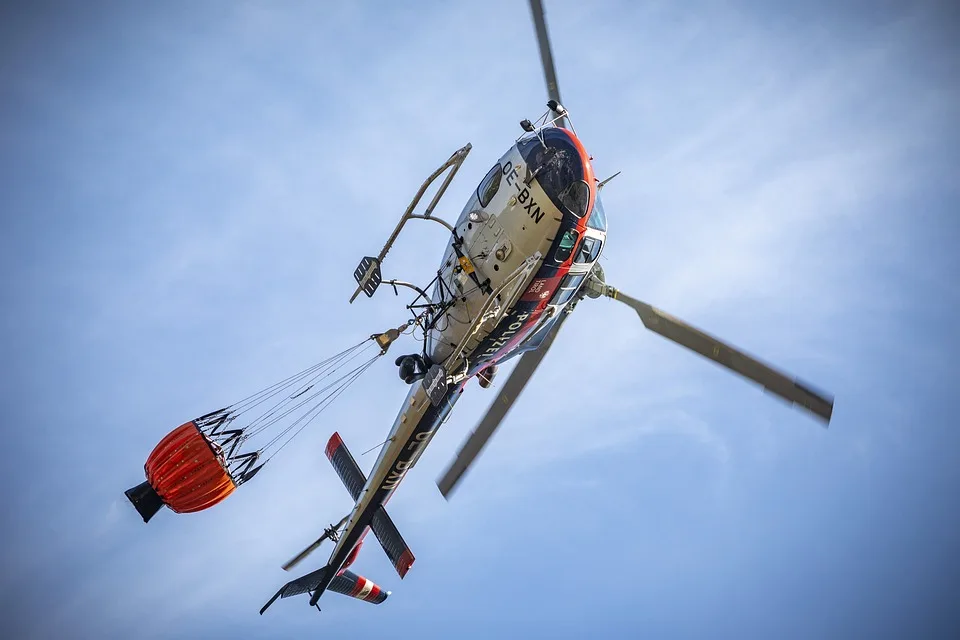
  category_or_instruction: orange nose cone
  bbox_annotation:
[126,421,236,522]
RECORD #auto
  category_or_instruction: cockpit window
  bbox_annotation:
[586,194,607,232]
[554,229,579,263]
[477,163,502,208]
[575,236,602,263]
[559,180,590,218]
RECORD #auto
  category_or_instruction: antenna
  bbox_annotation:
[597,171,622,191]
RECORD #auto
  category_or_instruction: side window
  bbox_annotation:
[575,236,602,263]
[477,163,502,208]
[553,273,585,305]
[554,229,580,263]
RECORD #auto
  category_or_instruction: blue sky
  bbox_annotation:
[2,0,958,638]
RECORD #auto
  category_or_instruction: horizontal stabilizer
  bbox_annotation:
[326,432,365,501]
[325,432,416,577]
[370,506,415,578]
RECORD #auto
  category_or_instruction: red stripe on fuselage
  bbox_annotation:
[342,540,362,570]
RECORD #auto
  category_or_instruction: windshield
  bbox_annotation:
[586,194,608,232]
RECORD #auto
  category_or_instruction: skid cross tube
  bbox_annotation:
[350,143,473,303]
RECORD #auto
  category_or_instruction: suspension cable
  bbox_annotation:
[247,341,372,448]
[262,352,381,462]
[230,339,370,418]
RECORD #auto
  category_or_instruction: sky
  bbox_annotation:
[1,0,958,638]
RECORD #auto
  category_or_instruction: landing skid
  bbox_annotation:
[350,143,472,302]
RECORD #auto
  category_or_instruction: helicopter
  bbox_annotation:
[257,0,835,614]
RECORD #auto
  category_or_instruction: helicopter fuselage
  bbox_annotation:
[427,126,606,372]
[262,0,834,613]
[318,126,608,589]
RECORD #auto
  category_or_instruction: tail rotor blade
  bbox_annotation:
[282,516,348,571]
[282,536,329,572]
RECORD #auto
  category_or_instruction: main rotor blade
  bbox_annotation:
[437,313,569,498]
[528,0,569,129]
[605,287,834,423]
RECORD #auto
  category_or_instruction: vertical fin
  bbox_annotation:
[260,565,331,614]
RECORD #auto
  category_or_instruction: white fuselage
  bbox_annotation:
[324,127,607,579]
